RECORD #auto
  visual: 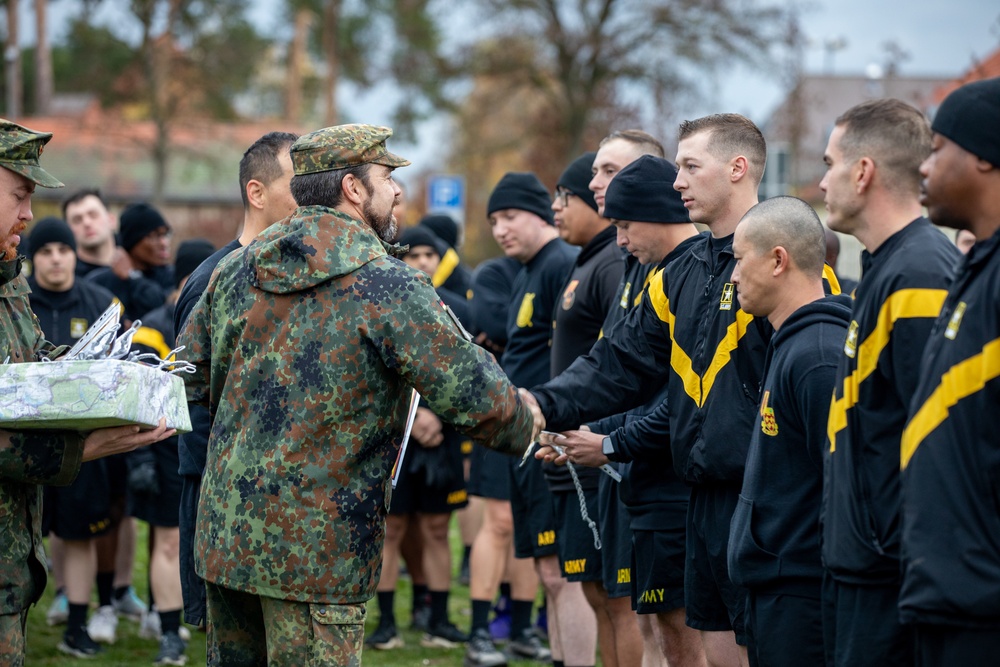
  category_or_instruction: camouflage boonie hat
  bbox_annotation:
[291,124,411,176]
[0,119,64,188]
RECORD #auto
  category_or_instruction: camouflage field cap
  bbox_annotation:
[291,124,411,175]
[0,119,64,188]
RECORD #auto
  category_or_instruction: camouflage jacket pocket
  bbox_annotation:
[310,602,366,626]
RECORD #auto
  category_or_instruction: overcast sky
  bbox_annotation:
[35,0,1000,172]
[260,0,1000,172]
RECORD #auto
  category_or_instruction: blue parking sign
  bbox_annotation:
[427,175,466,223]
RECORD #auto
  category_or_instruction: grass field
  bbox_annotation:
[23,519,496,666]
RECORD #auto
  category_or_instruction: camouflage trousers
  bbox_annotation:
[0,611,29,667]
[205,581,366,666]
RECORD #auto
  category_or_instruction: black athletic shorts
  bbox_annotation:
[684,483,746,644]
[509,458,558,559]
[914,623,1000,667]
[105,451,129,500]
[746,587,824,667]
[129,438,182,528]
[599,472,632,598]
[822,574,913,667]
[389,438,467,515]
[44,460,112,540]
[467,444,511,501]
[631,523,686,614]
[553,488,602,582]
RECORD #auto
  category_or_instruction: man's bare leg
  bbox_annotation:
[699,628,737,667]
[638,613,667,667]
[582,580,617,667]
[112,517,136,592]
[536,554,596,665]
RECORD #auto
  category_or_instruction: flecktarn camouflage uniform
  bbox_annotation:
[0,258,83,665]
[0,120,79,667]
[179,202,532,664]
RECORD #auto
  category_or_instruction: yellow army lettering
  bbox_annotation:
[639,588,666,604]
[617,568,631,584]
[537,530,555,546]
[447,489,468,505]
[563,559,587,575]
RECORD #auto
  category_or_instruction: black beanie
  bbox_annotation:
[603,155,690,224]
[419,214,460,249]
[397,226,445,257]
[487,172,554,225]
[932,77,1000,168]
[120,203,170,252]
[557,152,598,212]
[28,216,76,258]
[174,238,216,288]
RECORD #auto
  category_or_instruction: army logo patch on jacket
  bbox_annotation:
[562,280,579,311]
[516,292,535,328]
[719,283,734,311]
[844,321,859,358]
[944,302,967,340]
[70,318,88,339]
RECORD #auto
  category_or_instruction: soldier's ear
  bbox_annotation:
[772,246,791,276]
[341,173,368,206]
[246,179,266,211]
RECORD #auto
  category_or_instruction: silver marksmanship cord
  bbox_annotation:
[520,438,605,551]
[565,455,602,551]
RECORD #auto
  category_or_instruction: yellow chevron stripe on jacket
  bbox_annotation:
[431,248,460,288]
[901,336,1000,469]
[823,264,842,295]
[648,270,754,408]
[827,288,949,452]
[132,326,173,360]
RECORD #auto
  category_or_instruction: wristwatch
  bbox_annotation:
[127,269,143,280]
[601,436,615,457]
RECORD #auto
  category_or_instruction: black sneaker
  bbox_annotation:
[506,628,551,661]
[155,631,188,666]
[57,629,103,658]
[421,620,469,648]
[410,604,431,632]
[464,627,507,667]
[365,623,404,650]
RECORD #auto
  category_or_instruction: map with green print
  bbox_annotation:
[0,359,191,433]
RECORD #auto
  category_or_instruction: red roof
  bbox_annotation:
[931,47,1000,105]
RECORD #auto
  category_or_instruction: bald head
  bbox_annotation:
[739,196,826,277]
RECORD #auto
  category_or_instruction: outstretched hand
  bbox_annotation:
[82,418,175,462]
[518,388,545,442]
[535,429,609,468]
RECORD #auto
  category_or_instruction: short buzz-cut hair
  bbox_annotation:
[290,163,372,209]
[833,98,931,198]
[679,113,767,186]
[599,129,665,158]
[61,188,107,219]
[239,131,299,210]
[740,196,826,277]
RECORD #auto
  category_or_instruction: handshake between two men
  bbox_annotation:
[517,388,610,469]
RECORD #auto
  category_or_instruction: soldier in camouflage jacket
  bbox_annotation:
[178,124,533,665]
[0,119,171,665]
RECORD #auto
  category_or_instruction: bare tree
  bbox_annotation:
[34,0,53,115]
[456,0,788,162]
[4,0,21,118]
